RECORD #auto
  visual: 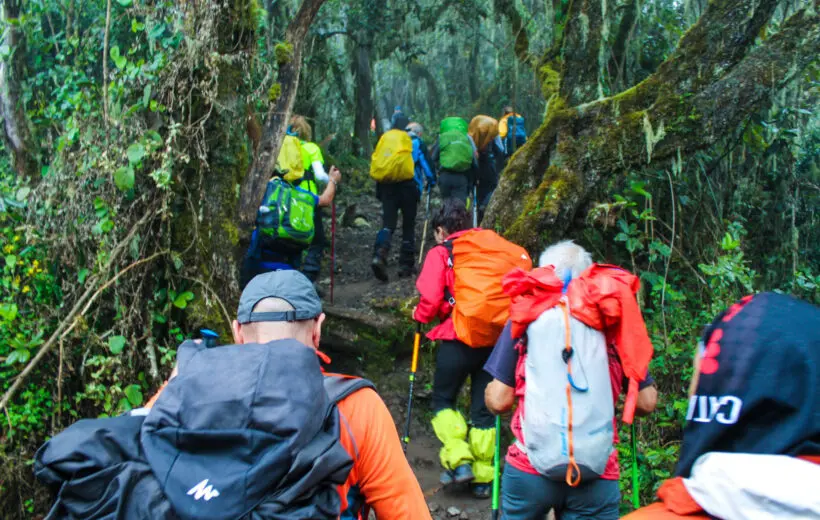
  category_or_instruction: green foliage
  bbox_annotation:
[586,98,819,504]
[0,172,60,441]
[274,42,294,65]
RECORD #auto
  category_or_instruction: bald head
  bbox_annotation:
[232,297,325,348]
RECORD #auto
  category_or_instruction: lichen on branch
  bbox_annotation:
[485,0,820,252]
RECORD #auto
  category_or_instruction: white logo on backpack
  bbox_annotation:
[519,301,614,481]
[187,479,220,501]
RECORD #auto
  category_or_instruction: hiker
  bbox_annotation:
[289,115,330,284]
[391,105,406,129]
[414,199,531,499]
[239,156,341,289]
[484,240,657,520]
[36,270,432,519]
[468,115,504,221]
[498,106,527,157]
[370,115,433,281]
[623,292,820,519]
[406,122,437,196]
[431,117,478,202]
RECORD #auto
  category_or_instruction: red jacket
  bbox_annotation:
[413,229,474,341]
[502,263,654,423]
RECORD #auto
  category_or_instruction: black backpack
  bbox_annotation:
[34,340,374,520]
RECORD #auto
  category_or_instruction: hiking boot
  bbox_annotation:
[371,255,388,282]
[471,483,491,499]
[439,470,455,486]
[452,464,475,484]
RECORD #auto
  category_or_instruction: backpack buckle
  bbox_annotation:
[562,348,574,364]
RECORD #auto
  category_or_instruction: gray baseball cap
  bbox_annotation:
[237,270,323,324]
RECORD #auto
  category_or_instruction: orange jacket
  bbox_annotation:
[330,374,431,519]
[146,367,430,520]
[622,478,709,519]
[502,263,654,423]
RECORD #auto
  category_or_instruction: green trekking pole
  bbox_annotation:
[492,414,501,520]
[402,323,422,453]
[631,422,640,509]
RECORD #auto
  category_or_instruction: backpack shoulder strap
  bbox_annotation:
[442,240,454,266]
[323,375,375,403]
[323,375,375,461]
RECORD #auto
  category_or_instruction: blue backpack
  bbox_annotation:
[505,115,527,154]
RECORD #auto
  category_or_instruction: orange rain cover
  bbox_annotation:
[451,229,532,347]
[468,115,499,153]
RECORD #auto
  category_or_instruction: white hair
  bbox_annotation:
[538,240,593,280]
[406,122,424,134]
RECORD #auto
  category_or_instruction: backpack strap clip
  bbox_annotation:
[514,336,527,354]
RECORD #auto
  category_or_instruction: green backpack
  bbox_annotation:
[439,117,474,173]
[256,177,316,251]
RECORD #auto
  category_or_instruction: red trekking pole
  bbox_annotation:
[330,202,336,304]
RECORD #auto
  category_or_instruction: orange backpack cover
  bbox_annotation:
[448,229,532,347]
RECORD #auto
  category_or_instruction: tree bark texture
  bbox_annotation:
[560,0,606,104]
[0,0,38,176]
[353,40,374,156]
[484,0,820,253]
[238,0,327,227]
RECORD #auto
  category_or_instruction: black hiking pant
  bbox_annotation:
[432,340,495,429]
[476,152,498,220]
[239,232,302,290]
[302,206,326,281]
[374,180,419,268]
[438,171,471,202]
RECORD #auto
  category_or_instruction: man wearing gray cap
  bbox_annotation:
[144,270,432,519]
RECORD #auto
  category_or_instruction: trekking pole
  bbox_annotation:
[330,201,336,304]
[472,183,479,227]
[492,414,501,520]
[402,322,422,453]
[418,185,432,265]
[631,422,640,509]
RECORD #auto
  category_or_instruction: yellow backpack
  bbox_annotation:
[370,130,414,183]
[277,135,306,183]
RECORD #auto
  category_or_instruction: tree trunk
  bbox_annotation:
[0,0,38,176]
[352,40,374,156]
[238,0,327,228]
[560,0,606,104]
[409,60,440,118]
[494,0,534,65]
[485,0,820,253]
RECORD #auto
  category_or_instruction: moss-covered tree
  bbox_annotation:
[485,0,820,252]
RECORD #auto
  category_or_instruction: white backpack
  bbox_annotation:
[518,297,614,485]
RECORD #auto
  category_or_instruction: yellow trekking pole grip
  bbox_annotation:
[403,323,423,452]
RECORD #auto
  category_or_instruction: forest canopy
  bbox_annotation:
[0,0,818,516]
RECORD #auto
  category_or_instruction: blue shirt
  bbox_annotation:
[410,135,435,195]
